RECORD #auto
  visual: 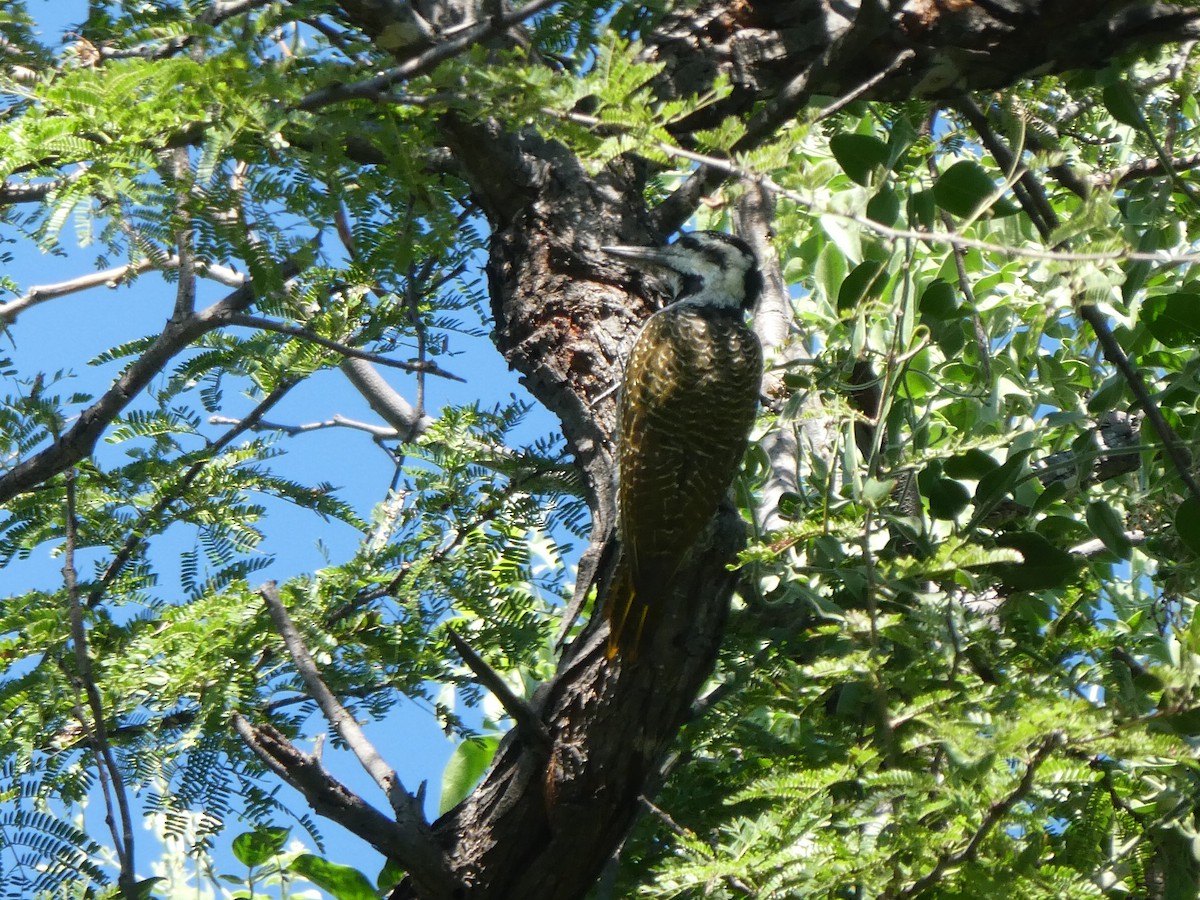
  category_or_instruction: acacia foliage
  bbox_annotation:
[0,1,1199,898]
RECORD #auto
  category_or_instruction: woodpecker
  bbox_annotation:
[602,231,763,658]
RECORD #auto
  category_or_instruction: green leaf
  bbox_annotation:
[1103,81,1144,128]
[1143,293,1200,348]
[1031,480,1068,515]
[907,189,936,230]
[973,449,1034,514]
[1177,497,1200,555]
[231,827,290,868]
[814,241,848,306]
[377,859,407,892]
[1086,501,1132,559]
[932,160,1018,218]
[944,449,999,480]
[862,477,895,506]
[439,735,500,814]
[289,854,379,900]
[993,532,1079,591]
[925,477,971,520]
[866,186,900,226]
[830,133,889,186]
[132,878,165,900]
[1086,372,1128,413]
[919,279,965,354]
[837,260,887,313]
[919,280,959,320]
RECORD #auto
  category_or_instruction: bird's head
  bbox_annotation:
[602,231,762,312]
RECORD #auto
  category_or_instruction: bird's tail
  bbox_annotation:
[604,555,655,660]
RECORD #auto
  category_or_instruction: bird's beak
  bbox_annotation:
[602,243,681,271]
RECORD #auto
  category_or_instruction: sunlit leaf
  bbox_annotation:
[440,735,501,815]
[289,855,378,900]
[933,160,1019,218]
[232,828,290,868]
[1086,500,1132,559]
[1143,293,1200,348]
[830,133,889,186]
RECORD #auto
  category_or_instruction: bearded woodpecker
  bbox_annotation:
[601,231,763,658]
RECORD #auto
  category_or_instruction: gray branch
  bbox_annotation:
[232,714,456,899]
[225,313,463,381]
[0,258,243,325]
[257,582,421,818]
[340,358,435,441]
[446,626,551,752]
[0,252,306,505]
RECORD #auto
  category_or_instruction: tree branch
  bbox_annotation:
[224,313,464,381]
[902,731,1065,897]
[63,470,138,897]
[954,94,1058,240]
[0,171,81,206]
[445,626,551,752]
[171,147,197,320]
[340,357,435,441]
[258,582,418,815]
[296,0,561,112]
[0,253,307,505]
[543,118,1200,268]
[231,714,456,899]
[1094,150,1200,188]
[0,257,244,325]
[960,103,1200,507]
[654,35,913,234]
[1079,305,1200,505]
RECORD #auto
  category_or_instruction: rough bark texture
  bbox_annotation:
[643,0,1200,112]
[320,2,1200,897]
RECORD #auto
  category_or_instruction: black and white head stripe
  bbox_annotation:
[602,230,762,311]
[672,232,762,311]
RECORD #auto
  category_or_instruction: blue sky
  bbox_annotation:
[3,3,555,893]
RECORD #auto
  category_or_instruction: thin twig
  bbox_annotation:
[231,714,456,899]
[96,0,276,60]
[943,100,1200,504]
[296,0,561,112]
[922,111,991,383]
[900,732,1064,897]
[405,250,438,420]
[89,378,299,607]
[0,248,311,505]
[445,627,551,752]
[208,411,398,438]
[549,114,1200,267]
[224,312,465,381]
[655,44,913,233]
[64,470,139,897]
[815,50,916,120]
[0,257,244,325]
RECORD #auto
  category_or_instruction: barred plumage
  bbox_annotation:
[602,232,763,658]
